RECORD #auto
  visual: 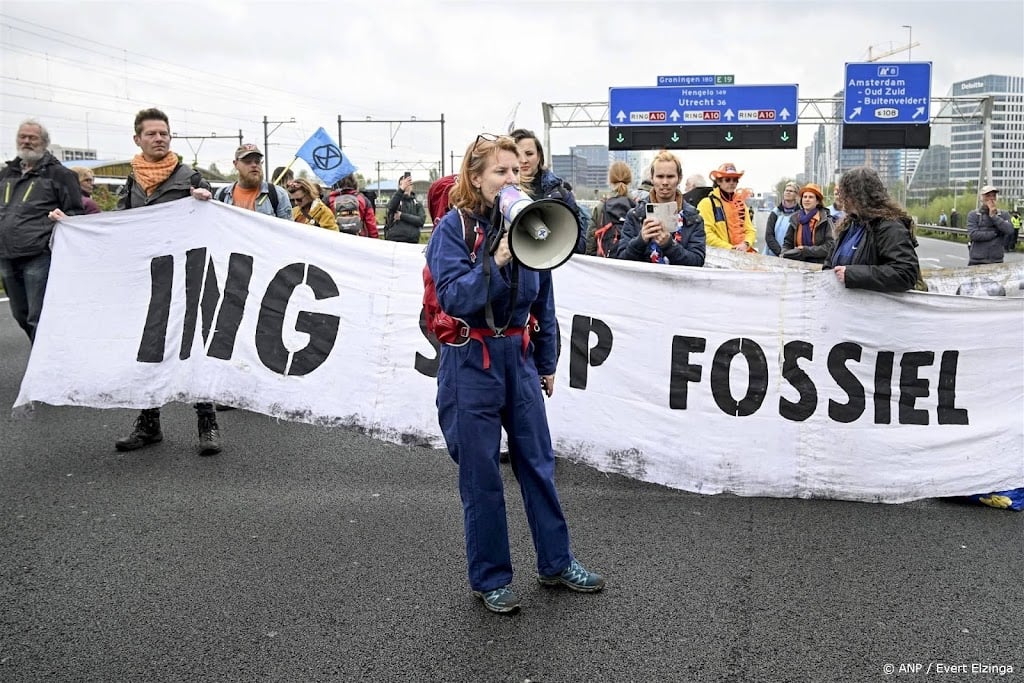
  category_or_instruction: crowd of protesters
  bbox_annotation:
[3,114,1023,617]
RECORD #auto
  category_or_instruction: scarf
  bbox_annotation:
[718,190,751,250]
[796,208,818,247]
[648,214,688,264]
[832,221,866,266]
[131,152,180,196]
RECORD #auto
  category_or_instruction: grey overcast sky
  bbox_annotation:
[1,0,1022,189]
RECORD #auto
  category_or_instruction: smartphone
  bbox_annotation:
[403,171,412,179]
[646,203,655,217]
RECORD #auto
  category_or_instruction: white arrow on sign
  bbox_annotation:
[670,110,680,121]
[779,108,791,121]
[850,106,862,120]
[616,110,626,122]
[724,109,734,121]
[912,106,925,119]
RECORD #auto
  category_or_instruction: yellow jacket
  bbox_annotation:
[696,186,755,250]
[292,199,338,231]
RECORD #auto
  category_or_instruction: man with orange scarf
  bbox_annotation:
[49,108,220,456]
[116,108,221,457]
[697,162,756,252]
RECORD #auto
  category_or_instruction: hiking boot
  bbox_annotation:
[537,559,605,593]
[115,410,163,451]
[472,586,521,614]
[197,415,222,456]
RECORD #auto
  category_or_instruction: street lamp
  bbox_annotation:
[899,25,912,205]
[262,116,295,179]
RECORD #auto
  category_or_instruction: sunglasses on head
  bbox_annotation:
[471,133,502,157]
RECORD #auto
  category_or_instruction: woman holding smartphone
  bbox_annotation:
[613,150,706,266]
[426,134,604,615]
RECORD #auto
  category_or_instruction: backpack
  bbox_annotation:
[215,184,280,214]
[594,195,634,257]
[333,193,365,235]
[422,213,481,343]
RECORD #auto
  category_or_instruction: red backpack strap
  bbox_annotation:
[459,210,484,260]
[594,224,612,257]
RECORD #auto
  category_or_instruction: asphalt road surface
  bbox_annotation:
[1,306,1021,682]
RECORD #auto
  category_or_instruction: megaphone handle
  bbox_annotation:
[487,194,505,254]
[481,235,519,336]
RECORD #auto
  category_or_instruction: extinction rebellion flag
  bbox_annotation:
[296,127,356,186]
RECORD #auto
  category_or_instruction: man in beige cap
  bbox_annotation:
[214,143,290,218]
[967,185,1014,265]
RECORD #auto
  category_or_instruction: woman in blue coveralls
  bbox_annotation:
[425,134,605,615]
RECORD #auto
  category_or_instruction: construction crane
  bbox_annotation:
[862,35,921,191]
[866,39,920,61]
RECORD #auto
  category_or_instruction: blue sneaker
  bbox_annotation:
[472,586,521,614]
[537,559,605,593]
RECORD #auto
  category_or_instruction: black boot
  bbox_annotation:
[197,414,222,456]
[115,409,163,451]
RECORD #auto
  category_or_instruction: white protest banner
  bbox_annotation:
[15,200,1024,503]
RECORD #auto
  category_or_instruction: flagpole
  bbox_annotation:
[272,158,298,186]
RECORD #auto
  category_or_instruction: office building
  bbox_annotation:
[909,74,1024,203]
[49,145,98,162]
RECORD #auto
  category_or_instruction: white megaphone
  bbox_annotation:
[495,185,579,271]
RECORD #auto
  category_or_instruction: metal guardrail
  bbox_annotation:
[917,223,968,237]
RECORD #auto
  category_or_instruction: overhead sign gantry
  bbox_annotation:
[842,62,932,148]
[608,83,799,150]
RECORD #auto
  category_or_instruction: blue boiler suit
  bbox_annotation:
[425,208,573,593]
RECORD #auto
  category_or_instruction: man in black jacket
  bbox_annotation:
[117,108,222,456]
[0,119,84,342]
[967,185,1015,266]
[385,173,425,243]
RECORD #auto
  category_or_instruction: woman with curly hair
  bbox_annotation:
[824,166,920,292]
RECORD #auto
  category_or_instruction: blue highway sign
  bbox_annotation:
[844,62,932,124]
[609,84,798,127]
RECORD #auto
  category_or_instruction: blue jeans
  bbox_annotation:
[0,251,52,343]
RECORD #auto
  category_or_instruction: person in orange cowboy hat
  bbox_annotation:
[696,162,756,252]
